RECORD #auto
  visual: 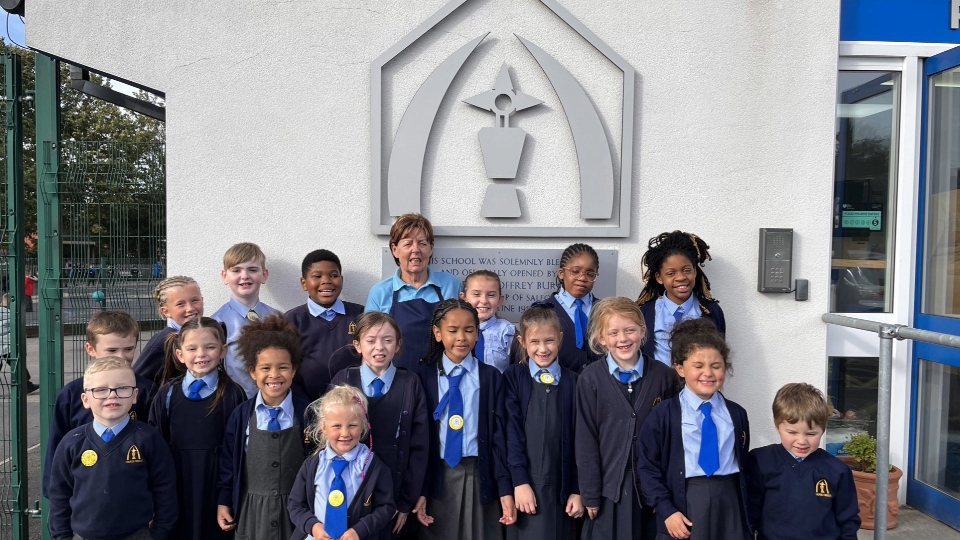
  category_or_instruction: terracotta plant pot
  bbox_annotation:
[840,457,902,530]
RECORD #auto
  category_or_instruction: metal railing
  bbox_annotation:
[821,313,960,540]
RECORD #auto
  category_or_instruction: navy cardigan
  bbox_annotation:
[418,357,512,503]
[503,363,579,502]
[217,394,315,513]
[636,392,751,537]
[330,366,430,514]
[639,298,726,360]
[287,451,396,540]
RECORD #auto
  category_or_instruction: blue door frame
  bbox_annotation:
[909,44,960,530]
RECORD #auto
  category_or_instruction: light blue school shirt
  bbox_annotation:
[605,352,643,384]
[245,390,295,450]
[167,318,181,331]
[653,294,702,366]
[93,415,130,438]
[364,269,462,313]
[555,289,594,326]
[679,388,739,477]
[359,363,397,397]
[437,353,480,458]
[527,358,561,385]
[307,444,371,540]
[212,297,281,398]
[165,370,220,410]
[479,317,516,373]
[307,297,346,319]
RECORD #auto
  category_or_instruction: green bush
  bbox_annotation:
[843,432,893,473]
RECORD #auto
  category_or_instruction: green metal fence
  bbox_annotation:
[0,51,28,540]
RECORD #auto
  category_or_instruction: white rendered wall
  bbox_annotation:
[26,0,840,448]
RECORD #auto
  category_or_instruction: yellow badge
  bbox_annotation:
[449,415,464,431]
[348,322,357,335]
[81,450,98,467]
[539,372,555,385]
[815,479,832,498]
[364,494,372,507]
[329,489,345,507]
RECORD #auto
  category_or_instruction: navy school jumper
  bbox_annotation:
[510,293,603,373]
[636,392,752,537]
[330,366,430,514]
[133,326,176,386]
[575,356,679,508]
[285,301,364,401]
[42,373,156,498]
[745,445,861,540]
[417,356,512,502]
[503,363,579,502]
[638,299,726,360]
[47,421,178,540]
[217,394,315,514]
[288,451,397,540]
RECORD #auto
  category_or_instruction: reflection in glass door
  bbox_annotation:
[912,46,960,530]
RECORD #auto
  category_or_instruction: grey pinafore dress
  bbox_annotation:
[234,407,303,540]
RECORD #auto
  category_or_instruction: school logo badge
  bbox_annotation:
[815,479,832,498]
[126,445,143,464]
[371,0,635,237]
[128,411,137,421]
[364,494,373,507]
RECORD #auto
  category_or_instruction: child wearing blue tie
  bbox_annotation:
[148,317,247,540]
[288,384,396,540]
[414,299,514,540]
[637,318,750,540]
[217,315,314,538]
[577,298,679,540]
[515,244,602,372]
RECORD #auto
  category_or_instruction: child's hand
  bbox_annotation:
[499,495,517,525]
[586,506,599,520]
[392,511,409,533]
[565,494,584,519]
[216,505,236,532]
[665,511,692,539]
[340,528,360,540]
[514,484,537,514]
[413,496,434,527]
[311,523,333,540]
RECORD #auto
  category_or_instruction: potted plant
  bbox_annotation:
[841,432,902,530]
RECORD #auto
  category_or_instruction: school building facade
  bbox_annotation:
[19,0,960,529]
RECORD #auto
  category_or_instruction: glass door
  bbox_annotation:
[911,45,960,530]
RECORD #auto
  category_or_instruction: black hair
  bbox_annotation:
[669,318,731,371]
[420,299,480,365]
[463,269,502,294]
[238,314,303,371]
[555,243,600,293]
[301,249,342,276]
[636,231,718,313]
[160,317,242,416]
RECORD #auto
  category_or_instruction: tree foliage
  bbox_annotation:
[0,38,165,258]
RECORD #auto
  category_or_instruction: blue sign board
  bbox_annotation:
[841,0,960,43]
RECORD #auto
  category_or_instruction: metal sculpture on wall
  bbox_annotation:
[372,0,636,237]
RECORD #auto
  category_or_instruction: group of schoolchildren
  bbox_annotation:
[45,230,862,540]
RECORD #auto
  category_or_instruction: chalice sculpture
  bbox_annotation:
[464,63,542,218]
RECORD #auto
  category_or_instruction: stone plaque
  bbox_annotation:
[381,248,618,322]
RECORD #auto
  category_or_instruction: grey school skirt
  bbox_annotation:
[419,457,503,540]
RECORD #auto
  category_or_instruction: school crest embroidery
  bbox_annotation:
[364,494,373,507]
[815,479,832,498]
[126,445,143,464]
[129,411,137,421]
[651,396,661,408]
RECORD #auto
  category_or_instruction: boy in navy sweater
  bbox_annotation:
[43,311,156,499]
[745,383,861,539]
[48,357,177,540]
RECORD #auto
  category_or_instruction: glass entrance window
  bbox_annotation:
[915,360,960,498]
[923,66,960,317]
[831,71,900,313]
